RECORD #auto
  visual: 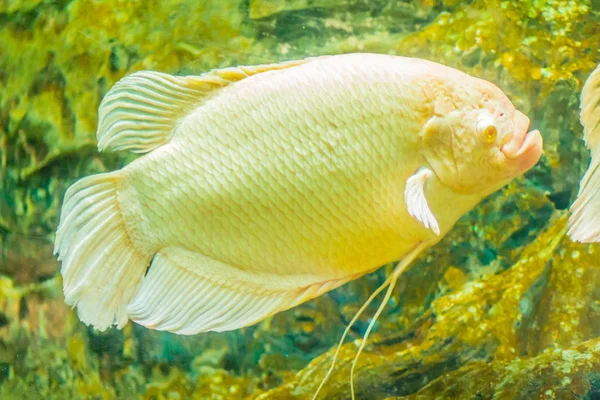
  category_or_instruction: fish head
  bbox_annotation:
[420,77,543,196]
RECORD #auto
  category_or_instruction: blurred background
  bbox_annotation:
[1,1,599,399]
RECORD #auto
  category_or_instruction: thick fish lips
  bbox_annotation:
[501,110,543,173]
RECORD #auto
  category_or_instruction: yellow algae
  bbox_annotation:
[393,0,598,109]
[140,365,253,400]
[533,239,600,352]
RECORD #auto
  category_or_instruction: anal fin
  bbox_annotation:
[127,247,347,334]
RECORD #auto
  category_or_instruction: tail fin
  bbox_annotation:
[54,171,152,330]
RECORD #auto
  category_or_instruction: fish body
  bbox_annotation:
[54,53,542,335]
[127,56,466,279]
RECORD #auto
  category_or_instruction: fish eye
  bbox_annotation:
[477,118,498,144]
[483,125,497,143]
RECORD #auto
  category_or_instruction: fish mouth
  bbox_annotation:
[500,111,543,172]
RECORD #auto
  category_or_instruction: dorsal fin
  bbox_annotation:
[96,58,316,154]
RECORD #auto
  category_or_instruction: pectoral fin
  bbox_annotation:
[405,167,440,236]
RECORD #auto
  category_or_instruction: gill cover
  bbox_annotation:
[420,112,460,190]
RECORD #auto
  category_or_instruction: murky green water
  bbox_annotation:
[1,1,599,399]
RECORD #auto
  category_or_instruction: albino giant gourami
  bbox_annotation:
[54,53,543,340]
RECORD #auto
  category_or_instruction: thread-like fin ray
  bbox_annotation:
[312,241,428,400]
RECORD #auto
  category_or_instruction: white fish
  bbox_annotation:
[54,53,542,398]
[569,64,600,242]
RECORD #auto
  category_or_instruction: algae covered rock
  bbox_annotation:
[397,337,600,399]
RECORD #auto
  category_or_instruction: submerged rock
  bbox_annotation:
[397,337,600,399]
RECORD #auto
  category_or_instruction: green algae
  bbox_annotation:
[1,1,600,399]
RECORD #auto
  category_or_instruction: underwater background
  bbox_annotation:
[1,0,600,399]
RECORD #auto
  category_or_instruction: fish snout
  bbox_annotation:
[500,111,542,173]
[512,129,543,172]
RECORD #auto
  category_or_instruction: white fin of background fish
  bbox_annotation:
[568,64,600,242]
